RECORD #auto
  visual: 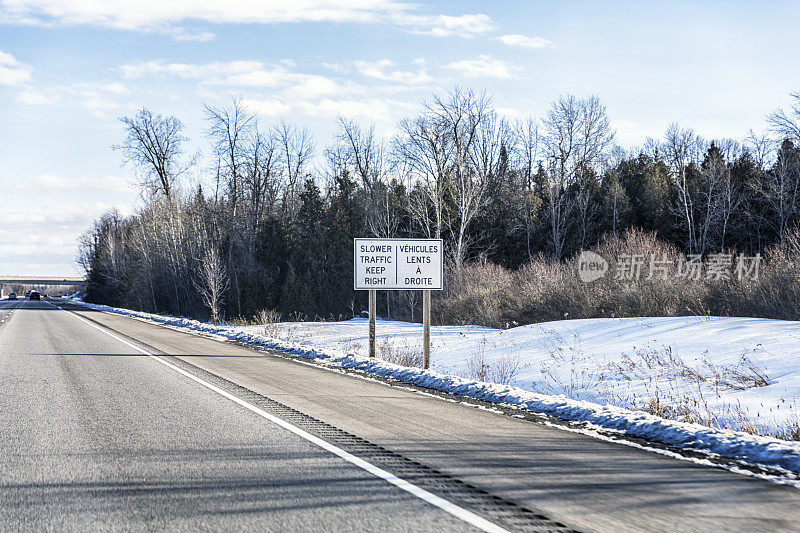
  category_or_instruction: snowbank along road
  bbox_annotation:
[2,298,800,532]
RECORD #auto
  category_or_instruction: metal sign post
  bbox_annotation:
[422,289,431,369]
[369,289,376,358]
[354,238,443,370]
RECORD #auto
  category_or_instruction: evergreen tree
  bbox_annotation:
[325,172,367,317]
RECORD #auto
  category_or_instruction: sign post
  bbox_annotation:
[354,238,443,369]
[422,289,431,369]
[369,289,376,358]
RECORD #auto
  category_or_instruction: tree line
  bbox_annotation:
[79,88,800,323]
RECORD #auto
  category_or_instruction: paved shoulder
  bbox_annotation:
[62,303,800,533]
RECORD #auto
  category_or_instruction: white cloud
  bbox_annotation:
[497,34,554,49]
[117,57,431,124]
[120,59,249,81]
[323,58,432,86]
[168,27,215,42]
[240,98,291,117]
[0,50,33,86]
[98,82,129,95]
[15,81,130,117]
[0,201,132,237]
[321,61,348,73]
[0,174,138,275]
[17,174,135,194]
[0,0,401,27]
[238,88,415,123]
[444,54,519,79]
[400,13,495,37]
[0,199,134,274]
[120,59,342,93]
[292,76,344,99]
[353,59,432,85]
[119,58,419,122]
[298,97,414,122]
[121,59,278,86]
[0,1,494,40]
[120,59,352,107]
[15,87,52,104]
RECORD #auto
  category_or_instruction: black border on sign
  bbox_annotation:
[353,238,444,291]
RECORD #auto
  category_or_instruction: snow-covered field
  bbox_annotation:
[64,297,800,482]
[244,315,800,439]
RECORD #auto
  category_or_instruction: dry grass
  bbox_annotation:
[255,308,282,338]
[488,354,522,385]
[460,328,795,439]
[467,338,490,382]
[377,338,423,368]
[538,331,602,399]
[533,336,796,439]
[436,227,800,328]
[465,336,523,386]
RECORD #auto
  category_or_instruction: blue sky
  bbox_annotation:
[1,0,800,275]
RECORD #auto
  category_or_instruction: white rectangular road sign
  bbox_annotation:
[354,238,443,290]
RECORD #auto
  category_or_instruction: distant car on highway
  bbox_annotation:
[8,292,17,300]
[29,291,41,300]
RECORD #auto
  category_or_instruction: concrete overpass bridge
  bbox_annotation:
[0,276,86,298]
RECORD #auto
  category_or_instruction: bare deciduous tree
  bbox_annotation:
[542,94,613,257]
[744,129,773,170]
[243,125,282,233]
[664,123,705,253]
[513,117,543,259]
[204,96,255,316]
[398,87,496,266]
[115,108,192,199]
[196,247,229,323]
[766,140,800,244]
[467,108,512,258]
[718,158,744,251]
[396,110,451,240]
[332,117,396,236]
[429,87,493,266]
[697,143,726,254]
[768,92,800,145]
[276,120,314,219]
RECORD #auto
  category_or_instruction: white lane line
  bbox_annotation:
[53,303,508,533]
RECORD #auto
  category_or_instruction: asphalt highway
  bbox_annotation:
[0,299,484,532]
[2,298,800,532]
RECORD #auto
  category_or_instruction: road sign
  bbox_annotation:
[354,238,443,370]
[354,239,443,291]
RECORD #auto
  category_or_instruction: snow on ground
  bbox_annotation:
[246,315,800,439]
[64,298,800,480]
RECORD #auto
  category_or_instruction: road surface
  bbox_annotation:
[2,298,799,532]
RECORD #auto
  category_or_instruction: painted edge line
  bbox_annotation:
[52,302,508,533]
